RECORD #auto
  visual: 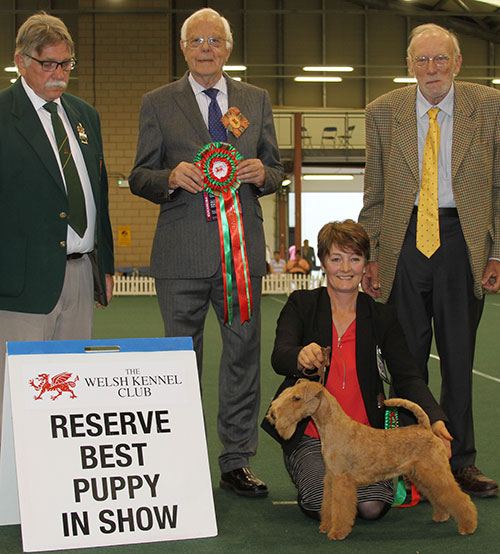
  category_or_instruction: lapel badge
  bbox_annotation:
[222,107,249,138]
[77,123,88,145]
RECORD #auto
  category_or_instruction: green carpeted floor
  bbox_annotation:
[1,293,498,553]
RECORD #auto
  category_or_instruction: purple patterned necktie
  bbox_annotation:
[202,88,227,222]
[203,88,227,142]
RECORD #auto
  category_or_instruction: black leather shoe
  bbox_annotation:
[453,466,499,498]
[220,467,268,497]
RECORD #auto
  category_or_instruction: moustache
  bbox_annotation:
[45,80,67,89]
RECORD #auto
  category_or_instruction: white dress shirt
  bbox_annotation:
[21,77,96,254]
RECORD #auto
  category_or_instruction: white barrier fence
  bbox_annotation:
[113,273,325,297]
[114,275,157,296]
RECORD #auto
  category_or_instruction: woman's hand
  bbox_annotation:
[298,343,327,370]
[431,420,453,459]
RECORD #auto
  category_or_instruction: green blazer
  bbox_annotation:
[359,81,500,301]
[0,79,114,314]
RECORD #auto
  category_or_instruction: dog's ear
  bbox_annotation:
[302,380,323,403]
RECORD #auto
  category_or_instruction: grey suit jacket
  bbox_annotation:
[359,81,500,301]
[129,73,283,279]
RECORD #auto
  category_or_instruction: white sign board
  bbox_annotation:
[2,338,217,551]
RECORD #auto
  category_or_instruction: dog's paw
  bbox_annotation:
[319,522,329,534]
[432,508,450,523]
[327,527,351,540]
[458,519,477,535]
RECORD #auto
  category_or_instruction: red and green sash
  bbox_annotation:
[194,142,253,325]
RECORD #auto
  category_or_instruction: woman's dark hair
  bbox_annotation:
[317,220,370,264]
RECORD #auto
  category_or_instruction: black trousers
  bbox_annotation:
[389,212,484,470]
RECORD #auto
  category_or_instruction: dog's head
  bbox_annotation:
[266,379,324,440]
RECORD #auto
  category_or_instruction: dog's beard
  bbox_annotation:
[267,413,297,440]
[277,424,297,440]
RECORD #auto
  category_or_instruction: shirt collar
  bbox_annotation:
[21,76,63,112]
[188,73,227,97]
[416,83,454,119]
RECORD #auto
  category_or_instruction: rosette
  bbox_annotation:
[194,142,252,325]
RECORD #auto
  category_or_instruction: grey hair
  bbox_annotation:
[15,11,74,61]
[407,23,461,59]
[180,7,233,45]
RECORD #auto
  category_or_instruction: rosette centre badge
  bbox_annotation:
[212,160,229,179]
[194,142,252,325]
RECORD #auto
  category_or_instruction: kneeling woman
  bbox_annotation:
[262,220,452,521]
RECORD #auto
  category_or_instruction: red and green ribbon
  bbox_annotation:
[194,142,253,325]
[385,407,420,507]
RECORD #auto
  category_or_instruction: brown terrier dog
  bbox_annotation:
[266,379,477,540]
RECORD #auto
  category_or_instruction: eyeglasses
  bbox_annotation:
[413,55,450,68]
[183,37,228,49]
[26,55,77,72]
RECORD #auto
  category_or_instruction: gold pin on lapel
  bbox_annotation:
[77,123,88,144]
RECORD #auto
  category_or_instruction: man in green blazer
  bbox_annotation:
[359,23,499,498]
[0,13,114,429]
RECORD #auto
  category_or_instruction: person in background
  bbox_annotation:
[270,250,286,276]
[359,23,499,497]
[302,239,317,271]
[129,7,283,497]
[285,249,310,275]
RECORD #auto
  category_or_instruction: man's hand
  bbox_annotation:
[481,259,500,293]
[431,420,453,459]
[298,342,327,370]
[169,162,204,193]
[96,274,114,308]
[237,158,265,187]
[361,261,382,299]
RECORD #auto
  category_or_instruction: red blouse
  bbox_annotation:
[305,319,370,439]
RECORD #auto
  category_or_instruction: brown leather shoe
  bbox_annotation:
[220,467,268,497]
[453,466,499,498]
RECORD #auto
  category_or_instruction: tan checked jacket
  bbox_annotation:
[359,81,500,301]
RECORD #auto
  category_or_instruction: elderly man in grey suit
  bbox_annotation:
[130,7,283,497]
[359,23,499,498]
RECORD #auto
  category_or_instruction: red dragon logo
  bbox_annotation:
[29,372,79,400]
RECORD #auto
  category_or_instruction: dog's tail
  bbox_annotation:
[384,398,431,429]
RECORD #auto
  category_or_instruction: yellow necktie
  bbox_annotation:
[417,107,440,258]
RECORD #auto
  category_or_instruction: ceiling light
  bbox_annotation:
[393,77,417,83]
[4,66,17,72]
[282,179,291,187]
[303,66,353,72]
[492,79,500,84]
[295,76,342,83]
[474,0,500,7]
[10,78,16,83]
[303,175,354,181]
[223,65,247,71]
[231,76,242,81]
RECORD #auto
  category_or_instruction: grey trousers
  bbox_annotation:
[0,255,93,434]
[155,268,262,473]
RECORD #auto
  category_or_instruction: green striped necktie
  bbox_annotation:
[44,102,87,238]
